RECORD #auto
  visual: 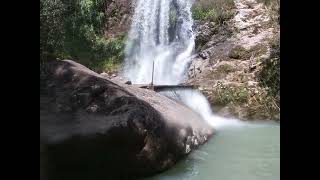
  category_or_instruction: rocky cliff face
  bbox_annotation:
[188,0,280,121]
[40,60,213,179]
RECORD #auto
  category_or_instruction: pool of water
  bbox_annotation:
[143,121,280,180]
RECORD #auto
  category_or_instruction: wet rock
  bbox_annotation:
[40,60,213,180]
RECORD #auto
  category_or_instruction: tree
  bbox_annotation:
[40,0,65,62]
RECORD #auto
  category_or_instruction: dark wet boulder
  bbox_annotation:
[40,60,213,179]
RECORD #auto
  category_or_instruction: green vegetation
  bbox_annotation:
[257,0,280,27]
[210,82,249,106]
[192,0,235,24]
[258,34,280,107]
[40,0,65,61]
[246,89,280,120]
[91,36,125,73]
[40,0,125,72]
[205,81,279,120]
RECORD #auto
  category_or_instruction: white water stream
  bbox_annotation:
[123,0,195,84]
[122,0,241,128]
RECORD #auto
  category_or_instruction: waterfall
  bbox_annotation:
[123,0,194,85]
[123,0,242,128]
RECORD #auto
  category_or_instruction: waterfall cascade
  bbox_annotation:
[123,0,195,85]
[123,0,242,128]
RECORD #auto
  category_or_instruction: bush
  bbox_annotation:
[90,35,126,73]
[192,0,235,24]
[209,82,249,106]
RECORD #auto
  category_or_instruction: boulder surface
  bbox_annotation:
[40,60,213,179]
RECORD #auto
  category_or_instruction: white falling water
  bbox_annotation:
[160,89,245,129]
[123,0,242,128]
[123,0,195,85]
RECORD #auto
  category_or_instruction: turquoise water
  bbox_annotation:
[144,121,280,180]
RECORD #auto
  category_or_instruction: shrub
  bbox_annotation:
[209,82,249,106]
[246,89,280,120]
[90,35,126,73]
[258,34,280,107]
[192,0,235,24]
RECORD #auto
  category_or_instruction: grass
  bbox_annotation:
[205,81,279,120]
[246,87,280,120]
[192,0,236,51]
[94,56,122,74]
[192,0,235,24]
[257,0,280,27]
[208,82,249,106]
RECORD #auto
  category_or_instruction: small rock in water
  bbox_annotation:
[112,74,117,77]
[125,81,132,85]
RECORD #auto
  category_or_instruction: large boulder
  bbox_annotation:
[40,60,213,179]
